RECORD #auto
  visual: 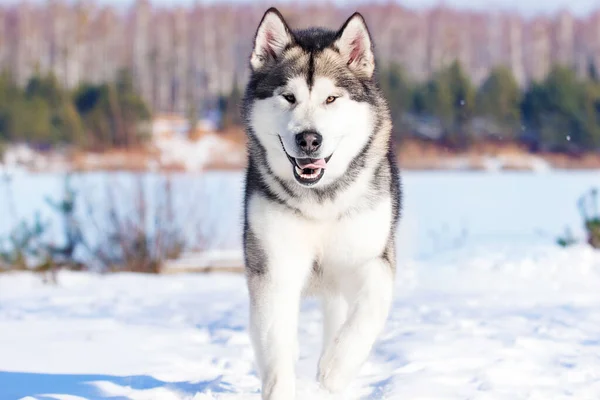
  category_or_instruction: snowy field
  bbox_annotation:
[2,245,600,399]
[1,171,600,399]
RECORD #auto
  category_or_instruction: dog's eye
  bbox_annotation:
[325,96,337,104]
[283,94,296,104]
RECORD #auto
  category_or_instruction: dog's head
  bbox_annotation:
[244,8,382,188]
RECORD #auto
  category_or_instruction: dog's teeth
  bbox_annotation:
[295,166,323,181]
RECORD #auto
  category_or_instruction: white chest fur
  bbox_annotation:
[248,193,392,274]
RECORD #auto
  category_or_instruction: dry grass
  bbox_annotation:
[540,152,600,169]
[398,139,600,171]
[53,134,600,173]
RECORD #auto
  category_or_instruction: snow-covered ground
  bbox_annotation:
[2,243,600,399]
[154,134,245,172]
[2,171,600,399]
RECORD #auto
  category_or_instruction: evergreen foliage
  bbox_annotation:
[0,69,150,150]
[2,62,600,152]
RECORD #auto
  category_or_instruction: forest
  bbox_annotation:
[1,62,600,153]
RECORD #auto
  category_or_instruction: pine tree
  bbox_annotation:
[476,66,522,140]
[379,63,412,141]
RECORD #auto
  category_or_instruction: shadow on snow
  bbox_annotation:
[0,371,234,399]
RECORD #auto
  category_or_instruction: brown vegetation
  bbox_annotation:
[56,133,600,173]
[398,139,600,170]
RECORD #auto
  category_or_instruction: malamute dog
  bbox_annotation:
[242,8,401,399]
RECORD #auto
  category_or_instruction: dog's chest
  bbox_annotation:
[319,198,392,268]
[249,194,392,271]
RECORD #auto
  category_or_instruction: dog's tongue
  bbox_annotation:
[296,158,327,169]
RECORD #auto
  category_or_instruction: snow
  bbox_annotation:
[479,154,552,173]
[2,171,600,398]
[154,135,244,172]
[0,145,71,174]
[2,244,600,399]
[163,249,244,272]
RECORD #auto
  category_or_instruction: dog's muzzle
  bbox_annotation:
[279,137,333,186]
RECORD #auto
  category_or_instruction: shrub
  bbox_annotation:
[579,188,600,249]
[1,174,185,275]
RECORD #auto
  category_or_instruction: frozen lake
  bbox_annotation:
[1,170,596,260]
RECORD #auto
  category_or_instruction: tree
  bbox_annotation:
[411,61,475,148]
[0,71,22,142]
[24,73,86,146]
[74,83,111,149]
[445,62,476,145]
[579,82,600,150]
[73,69,151,149]
[9,97,52,143]
[521,66,600,152]
[221,79,243,130]
[588,58,599,83]
[379,63,412,140]
[476,66,522,139]
[56,101,86,146]
[25,74,63,105]
[113,69,152,146]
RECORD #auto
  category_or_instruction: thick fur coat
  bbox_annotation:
[242,8,402,399]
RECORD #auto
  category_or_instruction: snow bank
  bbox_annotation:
[480,154,552,173]
[2,244,600,399]
[154,134,244,172]
[163,249,244,272]
[1,144,71,173]
[441,154,553,172]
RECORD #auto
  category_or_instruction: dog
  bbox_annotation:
[242,8,402,399]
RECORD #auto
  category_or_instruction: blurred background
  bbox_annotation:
[0,0,599,274]
[2,2,600,399]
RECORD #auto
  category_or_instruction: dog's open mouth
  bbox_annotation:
[280,138,332,186]
[290,156,332,185]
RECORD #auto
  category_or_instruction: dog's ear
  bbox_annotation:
[335,13,375,78]
[251,8,294,71]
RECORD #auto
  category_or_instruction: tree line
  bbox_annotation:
[2,63,600,154]
[380,62,600,152]
[0,69,150,151]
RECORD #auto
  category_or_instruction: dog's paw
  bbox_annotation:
[262,372,296,400]
[262,383,295,400]
[317,348,355,393]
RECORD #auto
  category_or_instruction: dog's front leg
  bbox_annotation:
[321,294,348,350]
[248,258,312,400]
[318,257,394,393]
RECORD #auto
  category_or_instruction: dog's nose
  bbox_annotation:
[295,131,322,154]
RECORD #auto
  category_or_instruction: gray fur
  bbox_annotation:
[243,10,402,276]
[242,9,403,397]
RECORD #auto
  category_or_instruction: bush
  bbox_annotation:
[558,187,600,249]
[87,176,185,273]
[0,177,85,282]
[579,188,600,249]
[0,174,185,276]
[0,212,51,272]
[556,227,577,248]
